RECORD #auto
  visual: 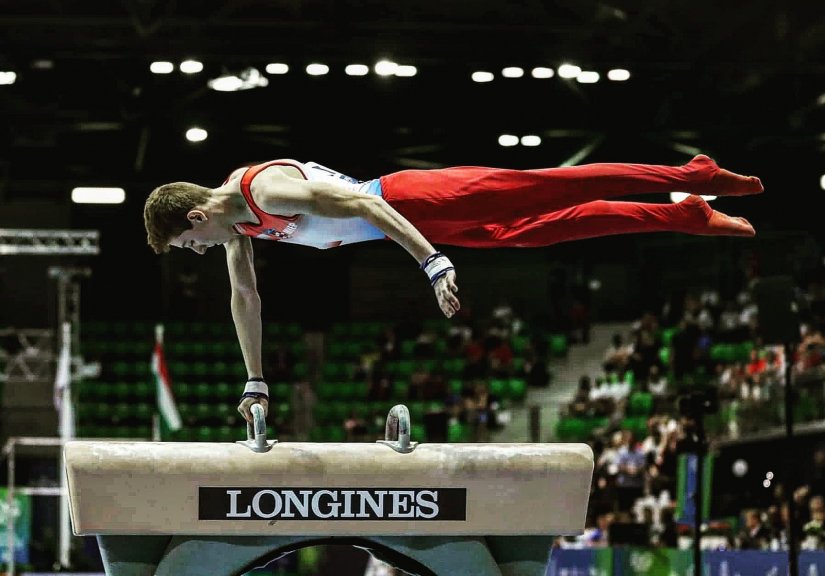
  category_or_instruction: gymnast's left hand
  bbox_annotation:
[434,270,460,318]
[238,395,269,424]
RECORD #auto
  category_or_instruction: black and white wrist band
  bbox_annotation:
[421,252,454,286]
[243,378,268,398]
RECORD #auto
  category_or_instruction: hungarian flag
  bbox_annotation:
[152,324,182,432]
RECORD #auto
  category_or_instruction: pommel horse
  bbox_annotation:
[65,404,593,576]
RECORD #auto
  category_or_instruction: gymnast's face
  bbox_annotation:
[170,209,235,254]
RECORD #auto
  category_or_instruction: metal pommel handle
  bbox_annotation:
[377,404,418,453]
[237,402,277,453]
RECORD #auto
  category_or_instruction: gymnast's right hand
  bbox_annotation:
[434,270,460,318]
[422,252,460,318]
[238,378,269,423]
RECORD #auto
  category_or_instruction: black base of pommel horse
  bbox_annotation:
[65,405,594,576]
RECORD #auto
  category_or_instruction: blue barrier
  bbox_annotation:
[548,548,825,575]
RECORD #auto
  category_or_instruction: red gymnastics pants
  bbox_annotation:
[379,155,728,248]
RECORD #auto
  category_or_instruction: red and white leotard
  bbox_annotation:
[229,155,738,249]
[231,159,385,249]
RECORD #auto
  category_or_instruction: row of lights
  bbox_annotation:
[2,60,627,87]
[146,59,628,85]
[472,64,630,84]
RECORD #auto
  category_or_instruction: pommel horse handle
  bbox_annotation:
[377,404,418,453]
[237,403,277,453]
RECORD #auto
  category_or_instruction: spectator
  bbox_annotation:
[604,332,633,373]
[736,509,771,550]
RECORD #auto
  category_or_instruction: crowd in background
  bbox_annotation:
[556,272,825,551]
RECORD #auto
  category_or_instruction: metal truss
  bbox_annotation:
[0,229,99,256]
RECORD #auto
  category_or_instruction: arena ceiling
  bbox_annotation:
[0,0,824,233]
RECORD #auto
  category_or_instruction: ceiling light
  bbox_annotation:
[186,128,208,142]
[521,135,541,147]
[820,175,825,190]
[0,71,17,85]
[395,65,417,77]
[31,59,53,70]
[531,67,554,79]
[180,60,204,74]
[150,61,174,74]
[557,64,581,79]
[374,60,398,76]
[670,192,716,203]
[607,68,630,81]
[71,187,125,204]
[306,63,329,76]
[577,71,600,84]
[498,134,519,147]
[345,64,369,76]
[502,67,524,78]
[472,71,494,83]
[265,63,289,74]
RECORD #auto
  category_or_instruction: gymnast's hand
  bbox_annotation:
[434,270,460,318]
[238,378,269,423]
[238,394,269,424]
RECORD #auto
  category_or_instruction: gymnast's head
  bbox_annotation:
[144,181,229,255]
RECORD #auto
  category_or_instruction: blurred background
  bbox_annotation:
[1,1,825,575]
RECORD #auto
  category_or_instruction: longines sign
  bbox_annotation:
[199,487,467,521]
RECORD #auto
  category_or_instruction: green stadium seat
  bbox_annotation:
[660,327,677,347]
[316,381,338,401]
[196,426,216,442]
[735,341,755,363]
[213,381,233,400]
[511,335,530,355]
[448,379,463,395]
[447,421,469,443]
[217,425,235,442]
[411,424,426,442]
[627,392,653,416]
[193,403,212,422]
[326,426,346,442]
[351,381,369,399]
[336,381,355,399]
[327,341,347,358]
[393,380,410,398]
[488,379,507,397]
[395,360,415,377]
[507,378,527,401]
[401,340,417,357]
[620,416,649,439]
[443,358,465,376]
[549,334,568,357]
[408,401,426,422]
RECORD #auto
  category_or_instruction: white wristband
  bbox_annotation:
[421,252,454,286]
[244,380,269,396]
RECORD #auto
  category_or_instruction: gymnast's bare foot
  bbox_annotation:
[681,194,755,237]
[687,154,764,197]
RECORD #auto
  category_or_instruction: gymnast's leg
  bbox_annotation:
[432,195,754,248]
[381,154,763,225]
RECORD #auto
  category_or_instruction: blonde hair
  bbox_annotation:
[143,182,212,254]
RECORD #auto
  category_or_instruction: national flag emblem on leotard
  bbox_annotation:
[262,222,298,239]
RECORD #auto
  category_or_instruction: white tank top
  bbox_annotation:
[233,159,386,249]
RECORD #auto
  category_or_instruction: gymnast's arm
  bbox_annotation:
[254,169,461,317]
[224,236,268,422]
